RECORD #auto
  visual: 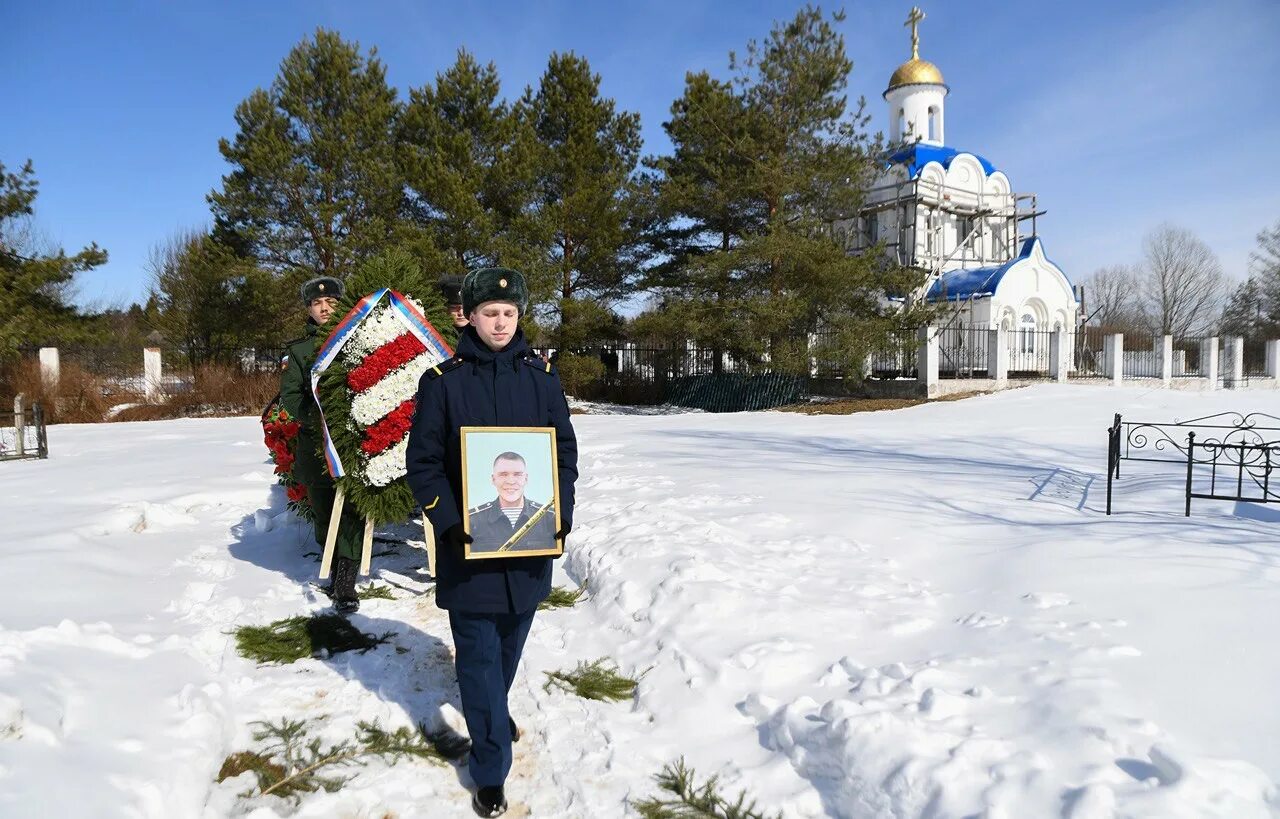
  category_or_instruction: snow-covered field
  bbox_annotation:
[1,384,1277,817]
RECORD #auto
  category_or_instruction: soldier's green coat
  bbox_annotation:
[279,320,362,560]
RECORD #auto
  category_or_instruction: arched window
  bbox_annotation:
[1020,313,1037,353]
[898,108,906,138]
[927,106,938,141]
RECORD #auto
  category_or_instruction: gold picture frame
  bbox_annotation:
[460,426,563,559]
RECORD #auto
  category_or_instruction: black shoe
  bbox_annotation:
[509,716,520,743]
[472,785,507,817]
[332,557,360,614]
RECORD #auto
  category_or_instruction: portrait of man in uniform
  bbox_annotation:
[461,427,562,558]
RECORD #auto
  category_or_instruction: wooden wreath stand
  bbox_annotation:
[317,486,437,580]
[317,486,373,579]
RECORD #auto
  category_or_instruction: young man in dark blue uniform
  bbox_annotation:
[405,268,578,817]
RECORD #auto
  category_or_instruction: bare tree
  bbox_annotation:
[1136,224,1224,337]
[1080,264,1138,330]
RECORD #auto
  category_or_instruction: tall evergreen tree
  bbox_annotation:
[1220,276,1270,340]
[642,6,930,373]
[1253,219,1280,323]
[209,29,402,280]
[523,52,646,339]
[148,229,281,366]
[399,50,536,276]
[0,159,107,355]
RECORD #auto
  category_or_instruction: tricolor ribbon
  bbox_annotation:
[310,288,452,478]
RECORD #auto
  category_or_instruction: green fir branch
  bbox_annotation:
[543,658,637,702]
[233,614,394,664]
[538,585,585,610]
[218,717,446,805]
[357,583,396,600]
[632,758,779,819]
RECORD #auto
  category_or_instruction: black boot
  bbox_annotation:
[332,556,359,614]
[472,785,507,817]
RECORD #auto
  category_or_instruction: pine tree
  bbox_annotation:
[399,50,536,277]
[1253,219,1280,328]
[1221,276,1268,340]
[523,53,646,341]
[643,6,931,374]
[148,229,286,366]
[209,29,403,280]
[0,159,107,355]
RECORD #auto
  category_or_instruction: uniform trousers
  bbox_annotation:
[448,609,536,787]
[295,431,363,561]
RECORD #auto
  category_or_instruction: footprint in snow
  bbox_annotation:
[956,611,1009,629]
[1022,592,1073,609]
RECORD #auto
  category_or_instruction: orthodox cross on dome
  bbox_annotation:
[905,6,925,59]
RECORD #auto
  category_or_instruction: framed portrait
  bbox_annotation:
[460,426,562,559]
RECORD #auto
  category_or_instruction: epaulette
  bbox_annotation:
[283,335,309,348]
[426,356,465,379]
[470,501,494,514]
[521,353,554,375]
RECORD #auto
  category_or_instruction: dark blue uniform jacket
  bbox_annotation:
[406,327,578,613]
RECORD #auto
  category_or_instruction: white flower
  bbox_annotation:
[362,436,408,486]
[342,304,409,363]
[350,353,433,426]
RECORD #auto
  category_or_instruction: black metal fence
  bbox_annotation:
[1009,328,1054,377]
[867,329,919,380]
[0,400,48,461]
[1172,337,1207,378]
[1123,333,1161,379]
[1106,411,1280,515]
[1070,327,1108,379]
[938,325,990,378]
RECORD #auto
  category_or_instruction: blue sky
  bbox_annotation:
[3,0,1278,309]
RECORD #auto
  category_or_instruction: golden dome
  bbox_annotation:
[887,58,945,92]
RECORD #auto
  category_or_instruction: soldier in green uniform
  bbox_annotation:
[279,276,362,613]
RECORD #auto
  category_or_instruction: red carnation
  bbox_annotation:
[360,398,417,455]
[347,333,428,393]
[287,483,308,502]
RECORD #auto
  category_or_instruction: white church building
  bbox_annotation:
[841,8,1079,353]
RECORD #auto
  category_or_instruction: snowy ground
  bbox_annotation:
[1,384,1277,817]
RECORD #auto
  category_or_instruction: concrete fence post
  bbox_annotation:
[1202,337,1219,391]
[917,325,939,396]
[988,327,1009,381]
[38,347,60,391]
[1049,330,1068,382]
[1266,339,1280,383]
[1229,336,1244,389]
[13,394,25,458]
[143,347,163,404]
[1161,335,1173,387]
[1104,333,1124,386]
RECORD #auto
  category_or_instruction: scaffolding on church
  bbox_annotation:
[850,175,1044,274]
[842,173,1047,342]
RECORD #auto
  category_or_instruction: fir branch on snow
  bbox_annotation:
[543,658,638,702]
[218,717,445,804]
[357,583,396,600]
[233,614,394,664]
[538,585,585,610]
[632,758,779,819]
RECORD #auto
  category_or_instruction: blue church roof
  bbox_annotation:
[888,144,998,178]
[926,237,1037,302]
